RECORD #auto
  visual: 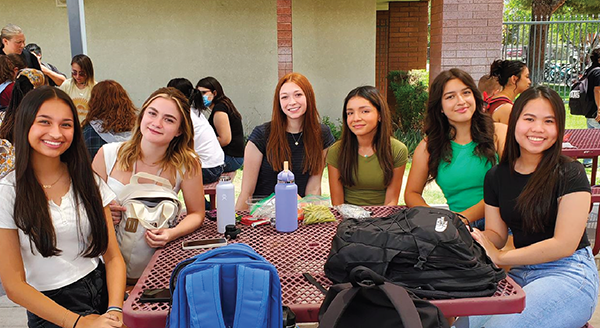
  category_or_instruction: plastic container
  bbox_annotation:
[216,175,235,233]
[275,161,298,232]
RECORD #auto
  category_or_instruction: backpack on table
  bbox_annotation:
[569,67,600,116]
[116,172,182,280]
[324,206,506,299]
[319,266,449,328]
[168,243,283,328]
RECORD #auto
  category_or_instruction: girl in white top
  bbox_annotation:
[0,86,126,328]
[93,87,204,249]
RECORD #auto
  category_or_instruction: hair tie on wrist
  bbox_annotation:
[72,314,82,328]
[106,306,123,313]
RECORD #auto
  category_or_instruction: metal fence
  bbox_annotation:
[502,15,600,100]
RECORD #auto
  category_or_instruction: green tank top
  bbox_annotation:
[435,141,494,212]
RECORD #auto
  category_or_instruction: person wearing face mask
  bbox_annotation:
[0,24,41,71]
[194,77,244,173]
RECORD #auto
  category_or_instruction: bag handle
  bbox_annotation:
[379,283,424,328]
[130,172,173,189]
[318,287,360,328]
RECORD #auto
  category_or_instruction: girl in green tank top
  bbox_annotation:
[405,69,506,226]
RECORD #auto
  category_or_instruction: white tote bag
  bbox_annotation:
[116,172,182,280]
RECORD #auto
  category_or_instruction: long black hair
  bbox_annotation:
[193,76,242,119]
[0,74,35,142]
[338,86,394,187]
[424,68,497,182]
[13,86,108,257]
[502,86,569,233]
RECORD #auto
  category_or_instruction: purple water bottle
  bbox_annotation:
[275,161,298,232]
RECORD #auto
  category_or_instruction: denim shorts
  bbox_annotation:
[223,155,243,173]
[202,165,224,185]
[454,246,599,328]
[27,262,108,328]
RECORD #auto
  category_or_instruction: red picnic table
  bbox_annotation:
[563,129,600,185]
[122,206,525,328]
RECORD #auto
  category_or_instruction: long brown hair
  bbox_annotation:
[0,54,25,82]
[116,87,200,178]
[13,86,108,257]
[266,72,324,174]
[82,80,137,132]
[502,86,569,233]
[338,86,394,187]
[424,69,497,182]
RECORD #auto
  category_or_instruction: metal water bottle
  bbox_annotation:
[216,175,235,233]
[275,161,298,232]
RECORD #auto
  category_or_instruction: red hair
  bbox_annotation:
[266,72,324,174]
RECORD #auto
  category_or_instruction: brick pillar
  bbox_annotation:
[385,1,428,114]
[277,0,293,79]
[429,0,504,85]
[376,10,390,99]
[388,1,429,72]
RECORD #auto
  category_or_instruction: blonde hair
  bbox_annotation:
[116,87,200,178]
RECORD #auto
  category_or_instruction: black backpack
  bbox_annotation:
[569,67,600,116]
[324,206,506,299]
[319,266,449,328]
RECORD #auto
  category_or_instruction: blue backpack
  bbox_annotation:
[168,243,283,328]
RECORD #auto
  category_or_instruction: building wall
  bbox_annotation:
[429,0,504,84]
[3,0,376,126]
[293,0,376,120]
[3,0,279,131]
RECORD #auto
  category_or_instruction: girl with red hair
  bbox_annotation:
[235,72,335,210]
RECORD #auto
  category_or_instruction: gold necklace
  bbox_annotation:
[41,168,66,189]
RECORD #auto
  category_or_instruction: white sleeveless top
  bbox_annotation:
[101,142,182,201]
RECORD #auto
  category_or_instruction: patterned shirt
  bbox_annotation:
[0,139,14,179]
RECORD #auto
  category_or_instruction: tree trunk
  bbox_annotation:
[528,0,566,84]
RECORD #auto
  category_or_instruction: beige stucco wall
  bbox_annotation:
[2,0,279,131]
[3,0,377,128]
[293,0,376,121]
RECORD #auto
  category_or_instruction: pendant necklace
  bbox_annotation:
[291,132,303,146]
[42,168,66,189]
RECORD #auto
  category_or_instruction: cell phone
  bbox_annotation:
[139,288,171,303]
[182,238,228,250]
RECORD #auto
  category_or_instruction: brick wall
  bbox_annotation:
[388,1,429,72]
[376,10,390,98]
[277,0,293,79]
[429,0,504,84]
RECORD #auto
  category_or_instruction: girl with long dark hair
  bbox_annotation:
[235,72,335,210]
[405,69,506,228]
[454,86,599,327]
[0,86,126,328]
[194,76,245,172]
[327,86,408,206]
[487,59,531,124]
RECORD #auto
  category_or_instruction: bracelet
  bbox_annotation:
[72,314,82,328]
[106,306,123,313]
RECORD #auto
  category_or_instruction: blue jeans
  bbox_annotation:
[27,263,108,328]
[223,155,243,173]
[453,247,599,328]
[202,165,224,185]
[584,119,600,165]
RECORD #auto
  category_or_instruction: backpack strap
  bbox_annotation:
[379,283,424,328]
[186,266,226,328]
[319,287,360,328]
[233,266,271,328]
[0,80,10,95]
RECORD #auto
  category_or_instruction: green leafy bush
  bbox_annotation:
[394,128,422,157]
[323,116,343,141]
[388,70,429,134]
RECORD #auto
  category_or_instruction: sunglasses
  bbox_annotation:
[71,71,86,77]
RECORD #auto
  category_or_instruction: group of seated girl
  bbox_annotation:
[0,62,597,327]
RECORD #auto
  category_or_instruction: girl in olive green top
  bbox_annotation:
[327,86,408,206]
[404,69,506,228]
